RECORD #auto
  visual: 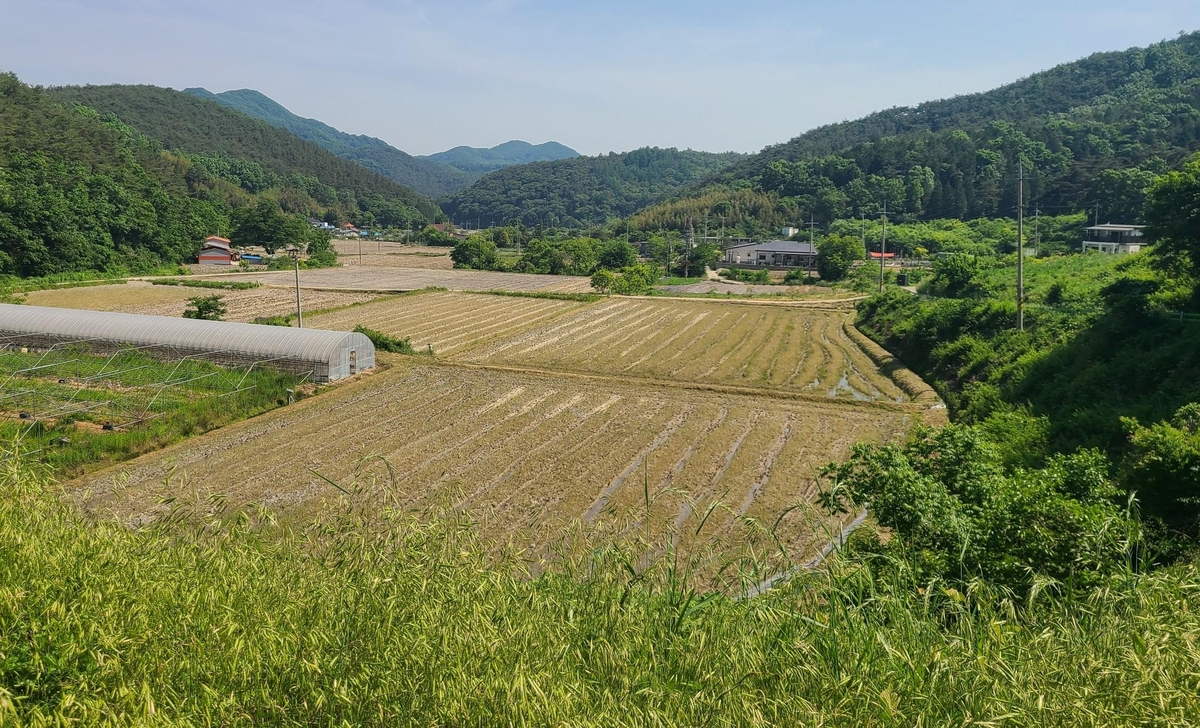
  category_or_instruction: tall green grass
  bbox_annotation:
[1,449,1197,726]
[0,349,297,476]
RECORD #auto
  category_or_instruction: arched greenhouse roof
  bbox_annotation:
[0,304,375,381]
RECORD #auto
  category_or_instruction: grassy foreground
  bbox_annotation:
[1,452,1199,726]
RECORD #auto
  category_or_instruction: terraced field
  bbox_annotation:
[77,363,914,571]
[461,297,906,402]
[306,292,586,355]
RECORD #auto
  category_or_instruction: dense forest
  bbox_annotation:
[420,140,579,176]
[185,87,472,198]
[440,147,742,227]
[0,73,418,276]
[633,32,1200,233]
[47,84,441,222]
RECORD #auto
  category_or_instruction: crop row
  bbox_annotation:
[306,292,586,354]
[462,298,906,401]
[77,364,911,572]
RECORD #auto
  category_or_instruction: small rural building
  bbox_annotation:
[724,240,817,269]
[0,305,375,382]
[198,236,235,265]
[1083,224,1145,254]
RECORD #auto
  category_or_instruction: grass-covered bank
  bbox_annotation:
[0,349,299,477]
[2,452,1198,725]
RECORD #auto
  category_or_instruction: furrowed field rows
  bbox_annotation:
[305,292,587,355]
[74,363,913,568]
[461,298,907,402]
[25,283,381,321]
[332,241,454,269]
[196,267,596,293]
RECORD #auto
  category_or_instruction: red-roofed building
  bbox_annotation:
[198,236,235,265]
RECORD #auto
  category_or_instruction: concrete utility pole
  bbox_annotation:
[288,246,304,328]
[1017,160,1026,332]
[879,203,889,294]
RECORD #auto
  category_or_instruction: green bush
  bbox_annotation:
[352,325,423,355]
[450,235,504,271]
[182,294,226,321]
[592,264,657,295]
[821,424,1135,592]
[152,278,261,291]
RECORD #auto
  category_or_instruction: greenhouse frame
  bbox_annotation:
[0,304,375,382]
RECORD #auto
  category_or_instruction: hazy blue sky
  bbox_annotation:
[3,0,1199,155]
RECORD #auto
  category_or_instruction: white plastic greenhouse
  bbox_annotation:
[0,304,374,382]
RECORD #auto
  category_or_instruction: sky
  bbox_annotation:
[3,0,1200,156]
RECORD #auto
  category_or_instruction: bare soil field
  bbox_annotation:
[461,298,906,402]
[306,291,586,355]
[194,267,595,293]
[27,282,380,322]
[74,362,915,572]
[333,241,454,270]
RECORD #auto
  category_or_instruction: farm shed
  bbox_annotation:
[0,304,374,382]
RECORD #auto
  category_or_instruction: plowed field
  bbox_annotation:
[195,267,595,293]
[306,292,586,355]
[332,241,454,269]
[462,297,906,402]
[77,363,914,570]
[26,283,380,321]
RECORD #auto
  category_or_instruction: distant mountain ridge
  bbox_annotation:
[184,87,471,198]
[47,83,441,221]
[420,140,579,175]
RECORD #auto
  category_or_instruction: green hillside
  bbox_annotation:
[0,73,426,277]
[420,140,579,175]
[635,32,1200,232]
[440,147,742,227]
[185,87,471,198]
[48,84,441,221]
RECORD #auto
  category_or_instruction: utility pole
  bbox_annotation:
[805,214,819,278]
[288,246,304,329]
[878,203,889,294]
[1017,160,1026,332]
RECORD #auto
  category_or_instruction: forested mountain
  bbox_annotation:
[440,147,742,227]
[635,32,1200,232]
[420,140,579,175]
[48,84,441,221]
[0,73,431,277]
[184,87,470,198]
